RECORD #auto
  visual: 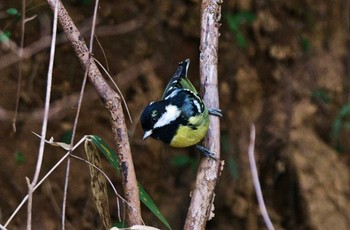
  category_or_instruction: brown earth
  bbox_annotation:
[1,0,350,229]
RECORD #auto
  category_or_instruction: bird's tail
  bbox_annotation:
[162,59,198,99]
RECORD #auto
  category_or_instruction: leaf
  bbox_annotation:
[171,155,193,167]
[227,156,239,180]
[311,89,331,104]
[60,130,73,144]
[138,184,172,230]
[0,31,11,42]
[89,135,120,171]
[84,138,112,229]
[32,132,71,150]
[339,103,350,118]
[226,12,256,49]
[234,30,248,48]
[89,135,172,230]
[6,8,19,16]
[15,151,26,164]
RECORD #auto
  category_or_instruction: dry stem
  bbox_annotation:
[45,0,142,225]
[184,0,223,229]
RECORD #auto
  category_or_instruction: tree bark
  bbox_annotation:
[45,0,142,226]
[184,0,223,229]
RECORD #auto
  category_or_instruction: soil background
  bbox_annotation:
[1,0,350,229]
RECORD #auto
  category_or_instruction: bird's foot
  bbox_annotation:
[208,108,222,117]
[196,145,218,160]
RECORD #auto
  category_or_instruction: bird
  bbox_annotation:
[140,59,222,159]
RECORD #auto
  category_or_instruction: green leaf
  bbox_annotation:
[90,135,120,171]
[299,37,311,54]
[227,156,239,179]
[331,118,342,141]
[15,151,26,164]
[226,11,255,49]
[89,135,172,230]
[6,8,19,16]
[234,30,248,48]
[138,183,172,230]
[61,130,73,144]
[311,89,331,104]
[171,155,193,167]
[339,103,350,118]
[226,11,256,30]
[0,31,11,42]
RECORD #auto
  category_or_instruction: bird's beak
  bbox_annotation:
[143,130,153,140]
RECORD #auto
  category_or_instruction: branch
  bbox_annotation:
[45,0,142,225]
[184,0,222,229]
[248,125,275,230]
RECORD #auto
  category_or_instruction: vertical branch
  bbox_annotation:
[27,0,58,229]
[12,0,26,132]
[184,0,222,229]
[45,0,142,225]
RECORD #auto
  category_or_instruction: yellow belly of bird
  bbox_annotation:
[169,118,209,148]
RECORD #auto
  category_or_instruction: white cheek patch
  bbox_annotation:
[154,104,181,128]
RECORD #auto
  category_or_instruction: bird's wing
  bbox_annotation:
[162,59,198,99]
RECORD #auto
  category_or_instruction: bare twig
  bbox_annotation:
[184,0,222,229]
[3,136,134,228]
[45,0,142,225]
[12,0,26,132]
[27,0,58,229]
[4,137,86,228]
[248,125,275,230]
[0,18,142,70]
[61,0,100,228]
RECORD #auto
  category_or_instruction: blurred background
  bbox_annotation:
[1,0,350,229]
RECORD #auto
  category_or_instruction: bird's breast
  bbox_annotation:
[169,115,209,148]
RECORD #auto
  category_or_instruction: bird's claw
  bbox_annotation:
[208,108,223,117]
[196,145,218,160]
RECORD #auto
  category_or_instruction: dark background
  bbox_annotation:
[1,0,350,229]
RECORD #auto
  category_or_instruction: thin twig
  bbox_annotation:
[3,136,134,228]
[68,154,125,221]
[184,0,222,229]
[45,0,142,225]
[248,125,275,230]
[12,0,26,132]
[26,0,58,229]
[62,0,99,230]
[0,18,142,70]
[61,0,100,228]
[61,158,70,230]
[93,57,133,123]
[4,137,86,228]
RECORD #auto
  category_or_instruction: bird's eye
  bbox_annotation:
[151,110,158,122]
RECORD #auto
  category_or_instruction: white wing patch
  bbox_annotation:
[183,89,203,113]
[154,104,181,128]
[193,99,202,113]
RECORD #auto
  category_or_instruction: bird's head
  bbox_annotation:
[141,100,182,140]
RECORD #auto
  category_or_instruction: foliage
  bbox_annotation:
[15,150,26,164]
[89,135,172,230]
[311,89,331,104]
[226,11,256,49]
[331,103,350,153]
[0,31,11,42]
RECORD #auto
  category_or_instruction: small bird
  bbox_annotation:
[141,59,222,159]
